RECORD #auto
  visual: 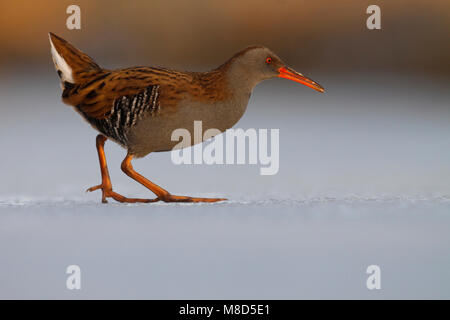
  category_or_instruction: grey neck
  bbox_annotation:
[224,60,261,98]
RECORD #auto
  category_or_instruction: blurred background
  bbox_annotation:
[0,0,449,299]
[0,0,449,74]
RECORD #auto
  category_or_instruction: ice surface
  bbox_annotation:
[0,72,449,299]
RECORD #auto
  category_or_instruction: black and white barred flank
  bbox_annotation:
[88,86,160,146]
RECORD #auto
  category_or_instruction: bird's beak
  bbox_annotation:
[278,67,325,93]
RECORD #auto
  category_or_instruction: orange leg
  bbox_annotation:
[86,135,158,203]
[121,153,227,203]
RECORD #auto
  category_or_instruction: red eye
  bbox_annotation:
[265,57,272,64]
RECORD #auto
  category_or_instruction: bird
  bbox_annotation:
[49,32,324,204]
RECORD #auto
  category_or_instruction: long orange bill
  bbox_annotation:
[278,67,325,93]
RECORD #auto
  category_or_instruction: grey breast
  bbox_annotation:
[127,90,250,157]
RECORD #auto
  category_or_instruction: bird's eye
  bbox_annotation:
[265,57,272,64]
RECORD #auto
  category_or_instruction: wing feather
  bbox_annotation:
[63,67,192,119]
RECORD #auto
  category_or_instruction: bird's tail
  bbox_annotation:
[49,32,102,89]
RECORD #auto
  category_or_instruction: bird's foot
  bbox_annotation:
[158,194,227,203]
[86,184,158,204]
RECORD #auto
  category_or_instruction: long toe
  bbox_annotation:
[161,195,227,203]
[108,190,159,203]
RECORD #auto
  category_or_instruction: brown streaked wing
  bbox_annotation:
[69,67,194,120]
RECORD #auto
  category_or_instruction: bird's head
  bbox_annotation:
[225,46,324,93]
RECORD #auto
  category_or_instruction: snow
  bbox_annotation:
[0,72,449,299]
